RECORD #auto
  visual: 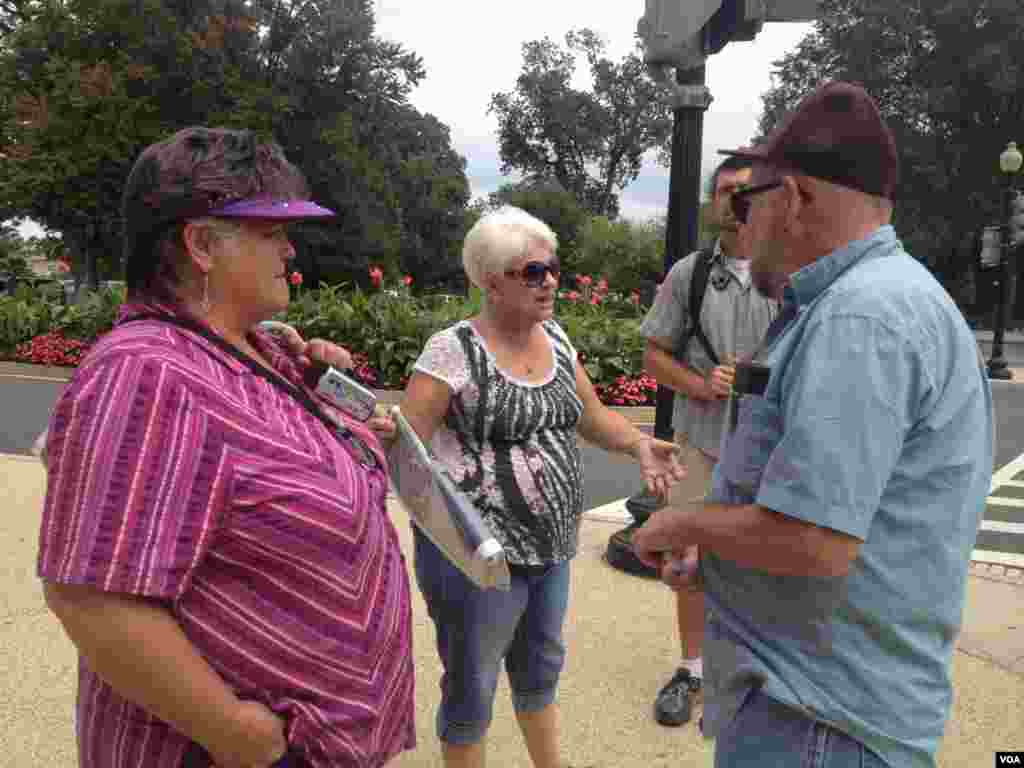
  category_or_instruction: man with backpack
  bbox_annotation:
[638,155,778,728]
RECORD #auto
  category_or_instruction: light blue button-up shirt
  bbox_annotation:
[702,225,993,767]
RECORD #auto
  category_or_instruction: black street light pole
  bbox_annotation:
[987,187,1013,380]
[988,142,1022,380]
[624,65,712,526]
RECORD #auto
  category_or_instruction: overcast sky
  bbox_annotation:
[374,0,813,221]
[15,3,812,237]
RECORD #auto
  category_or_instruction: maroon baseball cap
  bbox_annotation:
[719,81,899,199]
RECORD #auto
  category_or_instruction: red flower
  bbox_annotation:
[288,271,303,286]
[566,290,580,302]
[590,294,601,305]
[369,266,384,288]
[402,275,413,287]
[596,278,609,293]
[577,275,592,287]
[630,291,640,305]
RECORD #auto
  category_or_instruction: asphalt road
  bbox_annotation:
[3,371,1023,562]
[1,376,65,456]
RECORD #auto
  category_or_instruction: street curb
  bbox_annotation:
[969,561,1024,587]
[0,361,74,381]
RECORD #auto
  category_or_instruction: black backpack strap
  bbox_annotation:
[677,249,720,367]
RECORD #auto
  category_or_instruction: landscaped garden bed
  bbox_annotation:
[1,271,660,407]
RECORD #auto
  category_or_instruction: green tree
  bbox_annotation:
[0,222,20,261]
[489,29,673,218]
[758,0,1024,312]
[0,0,469,295]
[575,216,663,294]
[487,180,590,275]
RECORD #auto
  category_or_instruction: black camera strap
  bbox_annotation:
[122,313,381,470]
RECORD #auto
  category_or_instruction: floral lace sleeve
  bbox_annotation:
[413,326,470,393]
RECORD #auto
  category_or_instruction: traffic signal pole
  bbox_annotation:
[626,66,713,525]
[653,65,712,440]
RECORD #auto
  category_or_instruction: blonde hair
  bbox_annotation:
[462,206,557,289]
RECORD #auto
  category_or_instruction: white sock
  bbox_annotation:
[682,656,703,680]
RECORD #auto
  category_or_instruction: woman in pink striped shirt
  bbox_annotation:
[37,127,414,768]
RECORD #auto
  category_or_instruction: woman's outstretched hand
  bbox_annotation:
[632,437,686,501]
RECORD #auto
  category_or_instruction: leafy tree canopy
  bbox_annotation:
[0,0,470,293]
[490,29,673,219]
[759,0,1024,292]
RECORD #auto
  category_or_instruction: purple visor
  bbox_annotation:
[209,198,336,220]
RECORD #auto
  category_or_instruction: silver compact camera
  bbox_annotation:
[313,366,377,422]
[258,321,377,422]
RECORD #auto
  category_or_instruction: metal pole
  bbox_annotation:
[653,64,709,440]
[625,64,711,526]
[989,179,1014,380]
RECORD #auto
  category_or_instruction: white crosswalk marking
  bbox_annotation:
[986,497,1024,509]
[981,520,1024,535]
[990,450,1024,490]
[967,448,1024,567]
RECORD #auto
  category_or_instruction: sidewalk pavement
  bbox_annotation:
[2,453,1022,767]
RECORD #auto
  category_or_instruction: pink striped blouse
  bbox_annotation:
[37,303,415,768]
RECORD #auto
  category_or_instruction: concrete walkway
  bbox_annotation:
[2,453,1021,767]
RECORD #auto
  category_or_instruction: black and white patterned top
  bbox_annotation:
[413,319,585,565]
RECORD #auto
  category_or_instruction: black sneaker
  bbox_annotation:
[654,667,702,726]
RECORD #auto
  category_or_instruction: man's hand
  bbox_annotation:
[661,545,700,591]
[206,699,287,768]
[631,506,698,571]
[704,364,735,400]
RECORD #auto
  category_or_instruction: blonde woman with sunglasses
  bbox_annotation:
[391,206,684,768]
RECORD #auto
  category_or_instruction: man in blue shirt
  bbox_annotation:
[633,81,994,768]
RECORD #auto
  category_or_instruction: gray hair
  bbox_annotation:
[462,206,558,289]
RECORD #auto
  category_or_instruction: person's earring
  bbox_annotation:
[200,272,211,314]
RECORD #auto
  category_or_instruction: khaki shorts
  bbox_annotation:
[667,435,716,591]
[668,434,715,508]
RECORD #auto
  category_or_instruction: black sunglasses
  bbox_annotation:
[730,181,784,224]
[506,257,561,288]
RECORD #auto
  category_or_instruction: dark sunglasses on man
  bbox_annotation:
[730,181,783,225]
[505,257,561,288]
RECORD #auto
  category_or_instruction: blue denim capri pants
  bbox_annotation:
[412,528,571,745]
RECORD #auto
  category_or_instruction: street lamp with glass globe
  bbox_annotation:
[987,141,1023,380]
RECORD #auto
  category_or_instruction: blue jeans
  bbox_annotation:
[413,528,571,745]
[714,689,889,768]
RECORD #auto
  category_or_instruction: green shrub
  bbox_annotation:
[3,277,658,404]
[0,296,57,355]
[574,216,664,295]
[53,285,126,341]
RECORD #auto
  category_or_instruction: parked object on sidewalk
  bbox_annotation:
[605,522,660,578]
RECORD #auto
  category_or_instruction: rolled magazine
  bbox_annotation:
[388,406,510,591]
